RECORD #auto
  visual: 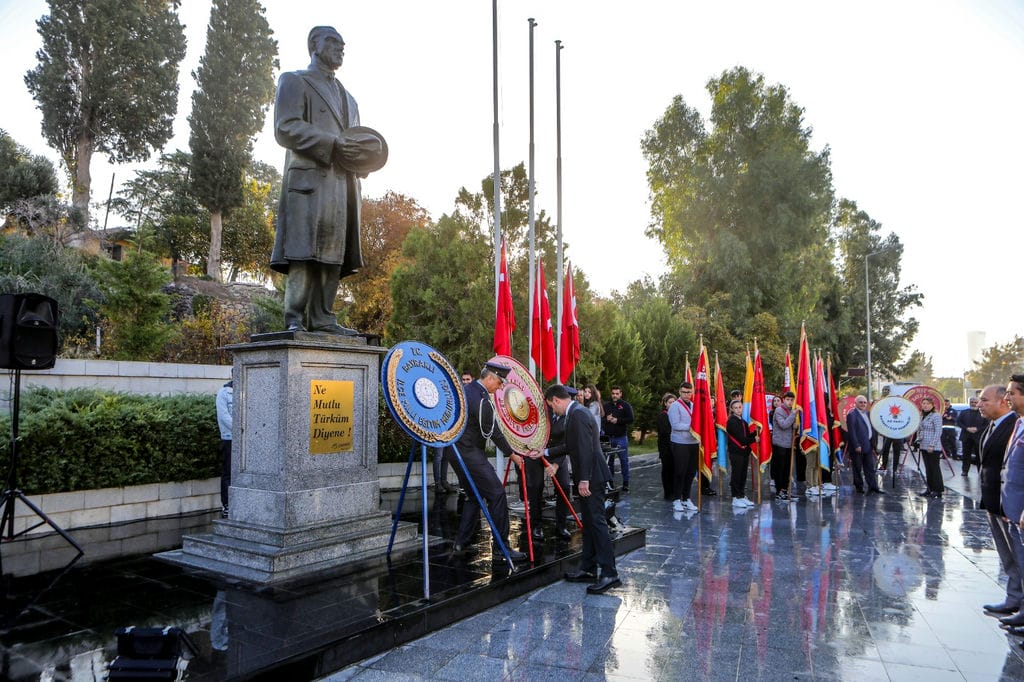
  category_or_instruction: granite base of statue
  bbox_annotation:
[159,332,418,583]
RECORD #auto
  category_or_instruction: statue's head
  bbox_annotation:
[308,26,344,69]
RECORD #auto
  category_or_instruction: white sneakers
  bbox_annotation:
[732,497,755,508]
[805,486,821,496]
[822,483,838,493]
[673,499,699,513]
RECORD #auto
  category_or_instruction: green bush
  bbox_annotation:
[0,386,428,493]
[0,387,220,494]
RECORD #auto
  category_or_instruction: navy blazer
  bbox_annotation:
[846,408,875,456]
[456,380,513,457]
[549,402,612,486]
[981,413,1017,512]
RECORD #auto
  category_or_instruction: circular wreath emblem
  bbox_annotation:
[381,341,466,446]
[489,355,550,452]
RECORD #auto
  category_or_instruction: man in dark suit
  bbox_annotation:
[524,398,572,542]
[976,385,1023,618]
[271,26,384,333]
[958,396,986,475]
[846,395,883,494]
[446,362,526,562]
[533,384,620,594]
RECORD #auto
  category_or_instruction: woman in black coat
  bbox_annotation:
[656,393,676,500]
[726,399,757,508]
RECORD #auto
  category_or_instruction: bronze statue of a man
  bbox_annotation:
[270,26,387,334]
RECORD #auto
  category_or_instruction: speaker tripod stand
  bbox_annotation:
[1,369,82,574]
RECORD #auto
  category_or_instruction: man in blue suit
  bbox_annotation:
[977,385,1023,618]
[846,395,883,494]
[999,376,1024,636]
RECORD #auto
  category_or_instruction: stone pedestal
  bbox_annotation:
[160,333,418,583]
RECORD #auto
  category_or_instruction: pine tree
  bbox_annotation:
[24,0,186,225]
[188,0,278,281]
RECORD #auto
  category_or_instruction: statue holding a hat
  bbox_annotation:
[270,25,388,334]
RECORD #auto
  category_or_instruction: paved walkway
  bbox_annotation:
[324,460,1024,681]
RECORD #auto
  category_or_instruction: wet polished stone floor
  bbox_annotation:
[328,461,1024,681]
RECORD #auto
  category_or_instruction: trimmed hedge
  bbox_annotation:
[0,387,419,494]
[0,387,220,495]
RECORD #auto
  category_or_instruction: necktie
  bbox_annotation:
[980,422,994,452]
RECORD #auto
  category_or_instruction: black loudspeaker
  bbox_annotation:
[0,293,59,370]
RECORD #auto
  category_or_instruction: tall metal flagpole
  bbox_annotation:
[554,40,564,375]
[491,0,504,478]
[527,18,537,377]
[492,0,502,316]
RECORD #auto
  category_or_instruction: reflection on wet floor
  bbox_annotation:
[0,482,638,680]
[332,463,1024,681]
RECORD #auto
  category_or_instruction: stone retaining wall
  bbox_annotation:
[22,359,231,395]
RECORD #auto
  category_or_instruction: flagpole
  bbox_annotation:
[491,0,502,317]
[554,39,564,376]
[527,17,537,376]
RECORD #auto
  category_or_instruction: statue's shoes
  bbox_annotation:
[313,324,360,336]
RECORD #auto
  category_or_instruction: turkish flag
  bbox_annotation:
[531,262,557,381]
[492,238,515,355]
[558,262,580,383]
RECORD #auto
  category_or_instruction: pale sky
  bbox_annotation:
[1,0,1022,377]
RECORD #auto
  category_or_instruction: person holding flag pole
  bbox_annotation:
[692,341,717,508]
[714,353,731,499]
[749,340,773,498]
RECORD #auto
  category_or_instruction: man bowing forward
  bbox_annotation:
[532,385,620,593]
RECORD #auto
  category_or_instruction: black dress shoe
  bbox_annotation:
[554,528,572,540]
[586,575,622,594]
[868,488,884,495]
[564,570,597,583]
[451,543,477,557]
[531,528,545,540]
[622,485,630,493]
[984,602,1019,615]
[1000,612,1024,626]
[504,548,528,562]
[1006,626,1024,637]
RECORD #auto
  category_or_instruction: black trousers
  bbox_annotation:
[446,447,510,547]
[879,438,903,469]
[658,441,674,499]
[941,428,958,458]
[671,442,699,501]
[770,444,791,492]
[525,456,570,532]
[433,446,451,484]
[577,483,616,578]
[851,449,879,492]
[922,449,944,493]
[729,452,750,498]
[219,439,232,508]
[962,438,980,474]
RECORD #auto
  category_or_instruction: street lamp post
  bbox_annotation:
[864,248,892,401]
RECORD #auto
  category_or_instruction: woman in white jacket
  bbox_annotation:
[917,397,944,498]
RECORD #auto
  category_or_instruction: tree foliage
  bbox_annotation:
[387,213,494,373]
[0,234,102,351]
[341,192,430,336]
[112,150,207,276]
[968,336,1024,389]
[833,198,922,380]
[222,177,276,282]
[24,0,186,223]
[643,67,835,335]
[0,129,58,210]
[188,0,277,280]
[94,251,174,360]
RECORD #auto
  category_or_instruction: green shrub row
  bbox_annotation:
[0,387,220,495]
[0,387,420,495]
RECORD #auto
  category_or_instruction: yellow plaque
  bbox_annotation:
[309,380,354,454]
